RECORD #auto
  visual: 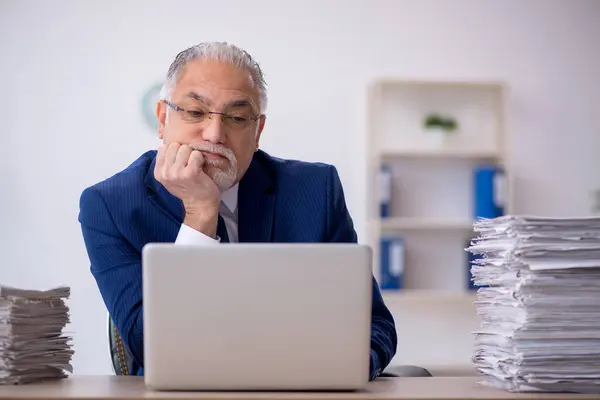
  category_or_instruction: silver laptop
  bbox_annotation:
[142,243,373,391]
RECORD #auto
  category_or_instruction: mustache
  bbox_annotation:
[189,143,235,160]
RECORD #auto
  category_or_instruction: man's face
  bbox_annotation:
[156,59,265,191]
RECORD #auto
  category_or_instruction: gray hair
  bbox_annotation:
[159,42,268,113]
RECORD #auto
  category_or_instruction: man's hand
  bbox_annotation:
[154,143,221,238]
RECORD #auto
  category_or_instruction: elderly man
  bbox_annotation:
[79,42,397,380]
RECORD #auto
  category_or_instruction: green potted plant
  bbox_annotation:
[423,113,458,146]
[424,113,445,129]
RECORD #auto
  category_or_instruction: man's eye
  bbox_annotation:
[186,110,205,119]
[231,116,247,123]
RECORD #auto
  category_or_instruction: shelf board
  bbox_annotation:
[378,148,501,161]
[382,290,477,304]
[373,78,505,90]
[379,217,474,231]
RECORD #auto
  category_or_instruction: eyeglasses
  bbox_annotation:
[163,100,261,131]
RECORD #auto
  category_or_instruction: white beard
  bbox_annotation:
[190,142,238,192]
[203,157,238,192]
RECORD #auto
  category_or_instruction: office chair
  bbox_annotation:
[109,316,431,378]
[108,317,132,376]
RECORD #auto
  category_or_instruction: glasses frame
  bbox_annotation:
[162,99,262,129]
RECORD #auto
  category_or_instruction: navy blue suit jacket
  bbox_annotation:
[79,149,397,379]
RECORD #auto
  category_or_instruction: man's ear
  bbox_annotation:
[156,100,167,139]
[254,115,266,151]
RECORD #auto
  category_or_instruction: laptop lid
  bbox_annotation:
[142,243,372,391]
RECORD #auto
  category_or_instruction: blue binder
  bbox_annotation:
[467,241,486,290]
[473,165,505,219]
[380,236,404,290]
[379,164,392,218]
[470,165,504,290]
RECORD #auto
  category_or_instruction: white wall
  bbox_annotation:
[1,0,599,374]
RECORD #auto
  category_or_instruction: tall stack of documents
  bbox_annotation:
[466,216,600,393]
[0,285,73,384]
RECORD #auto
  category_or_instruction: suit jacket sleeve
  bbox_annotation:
[78,187,145,368]
[326,166,398,380]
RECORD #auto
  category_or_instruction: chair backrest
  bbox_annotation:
[108,316,133,375]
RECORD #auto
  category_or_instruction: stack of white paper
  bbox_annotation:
[466,215,600,394]
[0,285,74,384]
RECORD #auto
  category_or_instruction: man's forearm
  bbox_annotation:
[369,278,398,379]
[369,316,397,379]
[126,307,145,367]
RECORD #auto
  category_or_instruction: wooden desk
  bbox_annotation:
[0,376,597,400]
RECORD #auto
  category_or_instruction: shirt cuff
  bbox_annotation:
[175,223,221,245]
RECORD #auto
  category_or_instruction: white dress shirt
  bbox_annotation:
[174,184,239,244]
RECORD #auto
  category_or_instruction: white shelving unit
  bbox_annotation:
[379,217,474,231]
[366,79,513,375]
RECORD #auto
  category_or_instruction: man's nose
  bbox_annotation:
[201,113,225,144]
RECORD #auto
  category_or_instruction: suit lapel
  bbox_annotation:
[144,155,185,226]
[238,151,275,243]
